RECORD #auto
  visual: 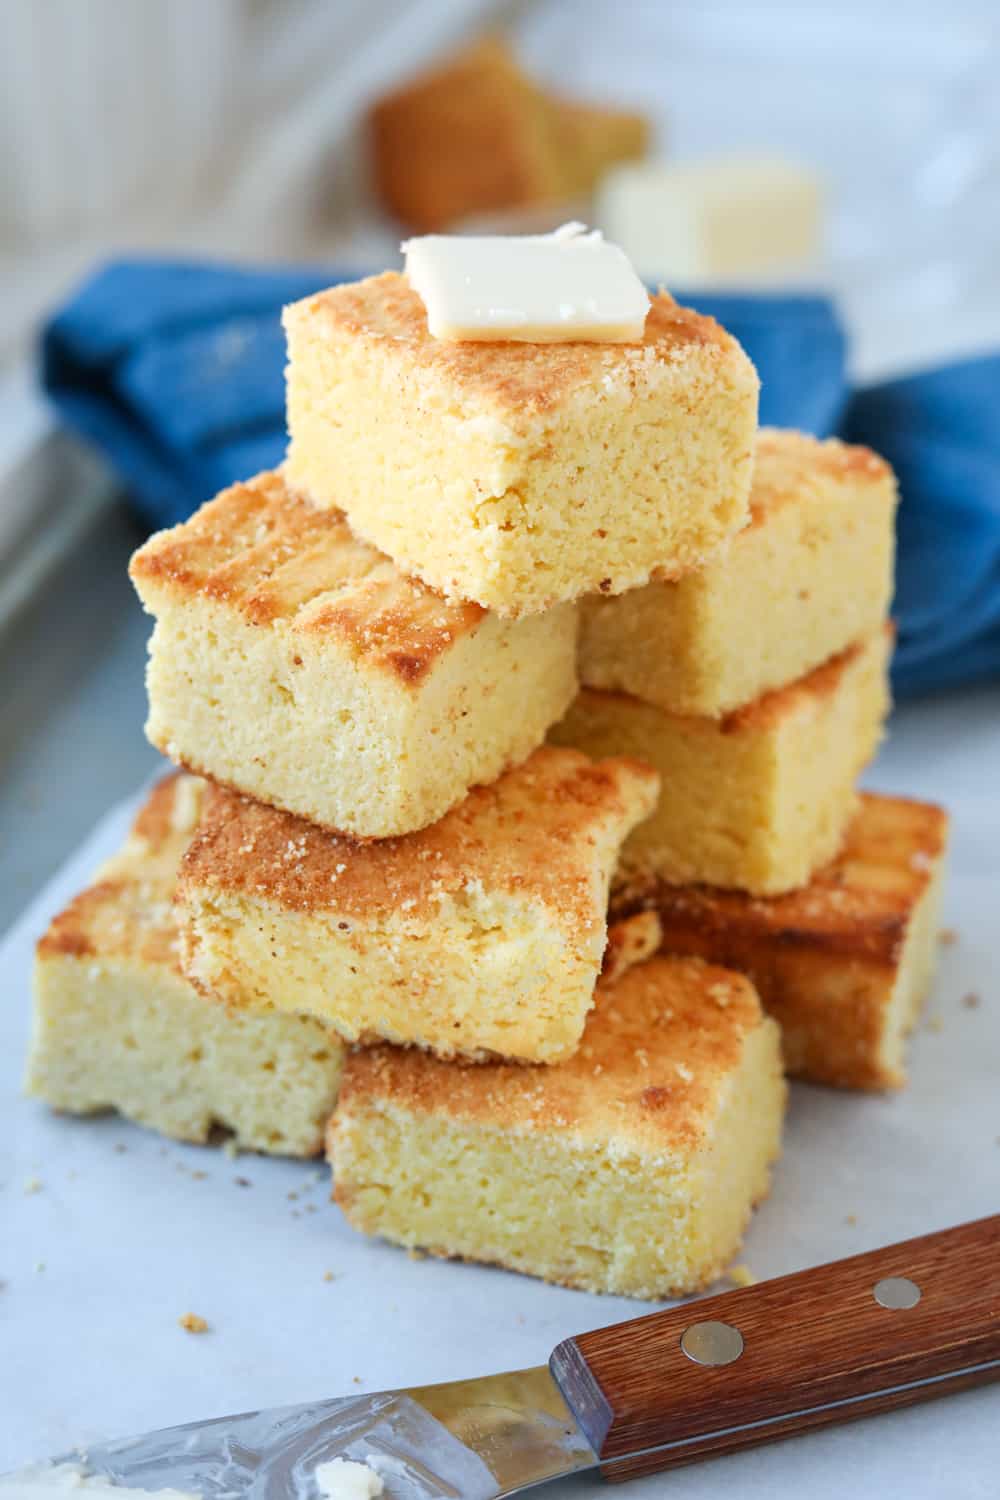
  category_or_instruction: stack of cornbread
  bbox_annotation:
[27,229,947,1301]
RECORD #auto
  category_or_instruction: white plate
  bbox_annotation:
[3,688,998,1498]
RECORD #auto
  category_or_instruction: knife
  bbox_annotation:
[12,1216,1000,1497]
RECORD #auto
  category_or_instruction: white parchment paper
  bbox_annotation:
[3,688,998,1497]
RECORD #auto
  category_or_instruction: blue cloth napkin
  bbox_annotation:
[41,258,1000,696]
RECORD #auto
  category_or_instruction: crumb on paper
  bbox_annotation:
[234,1176,252,1188]
[845,1213,858,1226]
[179,1312,209,1334]
[962,992,981,1009]
[113,1143,128,1154]
[23,1177,43,1195]
[287,1190,299,1202]
[726,1263,757,1288]
[35,1261,46,1273]
[191,1170,207,1181]
[322,1270,336,1283]
[938,927,958,946]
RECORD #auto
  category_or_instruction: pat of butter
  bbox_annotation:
[402,223,649,343]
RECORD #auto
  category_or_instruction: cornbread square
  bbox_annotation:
[370,40,646,232]
[130,472,577,838]
[612,794,949,1090]
[551,628,891,895]
[26,775,343,1155]
[283,275,758,615]
[177,747,660,1064]
[580,429,898,716]
[329,956,785,1299]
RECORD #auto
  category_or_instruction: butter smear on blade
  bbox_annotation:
[402,222,650,342]
[0,1466,200,1500]
[314,1458,383,1499]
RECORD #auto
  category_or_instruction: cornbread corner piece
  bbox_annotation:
[552,626,892,895]
[177,747,660,1064]
[580,428,898,716]
[369,39,564,232]
[129,472,577,838]
[26,774,343,1156]
[283,274,758,616]
[328,956,786,1300]
[612,794,950,1091]
[368,38,648,233]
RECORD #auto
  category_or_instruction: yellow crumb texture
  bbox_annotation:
[179,1312,209,1334]
[579,428,898,715]
[613,793,949,1090]
[129,471,578,839]
[283,275,758,615]
[178,748,660,1063]
[552,627,891,895]
[329,956,786,1300]
[26,774,344,1156]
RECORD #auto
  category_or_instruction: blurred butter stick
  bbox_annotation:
[597,157,823,285]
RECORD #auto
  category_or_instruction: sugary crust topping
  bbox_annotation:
[37,773,200,973]
[284,274,757,415]
[129,471,485,686]
[335,955,767,1154]
[748,428,897,529]
[178,746,659,926]
[613,794,949,967]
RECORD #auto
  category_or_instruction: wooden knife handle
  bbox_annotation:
[550,1215,1000,1482]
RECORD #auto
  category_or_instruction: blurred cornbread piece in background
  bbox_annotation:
[554,99,649,202]
[598,156,822,284]
[612,794,949,1091]
[551,627,891,895]
[328,955,785,1299]
[284,276,758,616]
[26,774,343,1155]
[370,38,648,232]
[130,472,577,838]
[177,748,660,1064]
[580,429,898,716]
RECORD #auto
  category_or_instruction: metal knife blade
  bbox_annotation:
[26,1366,597,1499]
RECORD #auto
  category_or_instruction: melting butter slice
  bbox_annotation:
[403,223,650,343]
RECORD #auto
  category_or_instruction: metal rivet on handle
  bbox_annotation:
[873,1275,922,1310]
[680,1320,744,1366]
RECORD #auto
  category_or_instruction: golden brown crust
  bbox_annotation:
[612,795,948,1087]
[178,746,659,926]
[335,955,766,1155]
[747,428,896,529]
[613,793,948,966]
[283,275,752,417]
[129,471,486,687]
[37,774,202,974]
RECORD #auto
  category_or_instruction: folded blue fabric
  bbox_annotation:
[41,258,1000,696]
